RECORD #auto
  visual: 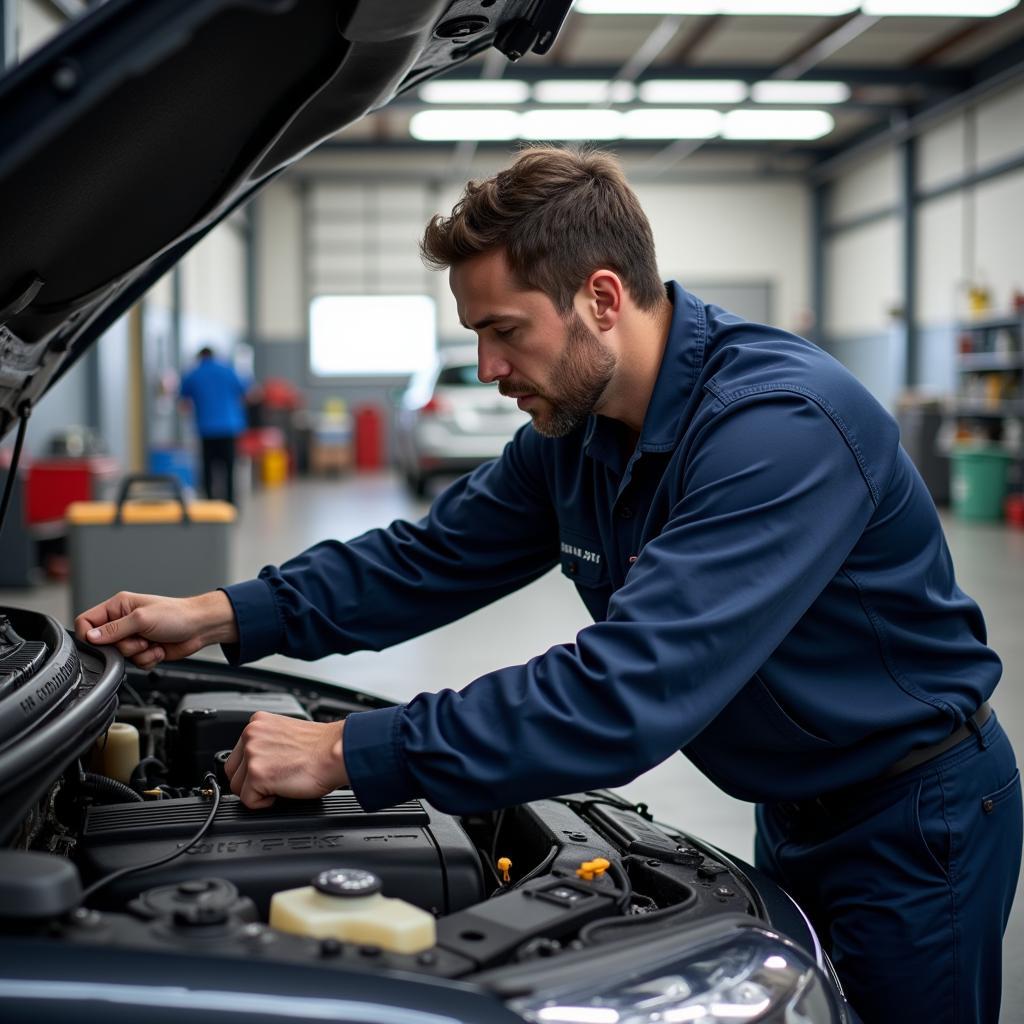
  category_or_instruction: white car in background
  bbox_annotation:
[395,345,530,497]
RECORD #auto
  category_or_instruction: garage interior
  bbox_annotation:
[1,1,1022,1018]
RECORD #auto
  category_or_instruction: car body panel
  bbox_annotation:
[395,346,530,494]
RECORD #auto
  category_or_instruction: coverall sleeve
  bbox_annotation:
[342,394,880,814]
[221,426,559,664]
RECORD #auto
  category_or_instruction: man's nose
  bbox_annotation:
[477,341,512,384]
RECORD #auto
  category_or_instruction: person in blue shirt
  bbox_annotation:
[77,147,1020,1023]
[179,346,250,504]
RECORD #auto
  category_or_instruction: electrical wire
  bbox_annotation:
[118,679,146,707]
[0,403,30,539]
[577,890,699,946]
[490,807,506,868]
[490,844,559,898]
[80,772,221,903]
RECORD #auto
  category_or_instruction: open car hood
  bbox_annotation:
[0,0,571,440]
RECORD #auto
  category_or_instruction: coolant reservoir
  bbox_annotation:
[269,868,436,954]
[96,722,140,784]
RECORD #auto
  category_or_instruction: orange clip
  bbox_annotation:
[497,856,512,883]
[576,857,610,881]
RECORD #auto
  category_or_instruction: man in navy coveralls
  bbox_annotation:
[78,147,1021,1023]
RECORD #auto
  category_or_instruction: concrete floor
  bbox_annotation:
[2,471,1022,1019]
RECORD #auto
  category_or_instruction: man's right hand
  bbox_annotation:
[74,590,239,669]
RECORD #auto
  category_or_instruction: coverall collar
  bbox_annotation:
[583,280,707,469]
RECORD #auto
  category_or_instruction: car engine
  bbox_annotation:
[1,606,762,981]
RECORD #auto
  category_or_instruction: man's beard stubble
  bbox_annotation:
[499,312,617,439]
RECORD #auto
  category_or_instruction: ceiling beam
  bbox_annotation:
[772,13,881,81]
[667,14,724,66]
[909,20,989,67]
[609,15,685,89]
[812,50,1024,183]
[439,62,969,88]
[315,138,822,161]
[771,12,860,75]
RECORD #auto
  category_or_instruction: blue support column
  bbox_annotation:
[901,135,918,388]
[811,180,828,350]
[1,0,16,73]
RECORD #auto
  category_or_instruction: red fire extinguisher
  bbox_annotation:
[355,405,383,470]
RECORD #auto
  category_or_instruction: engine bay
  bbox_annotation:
[1,607,761,984]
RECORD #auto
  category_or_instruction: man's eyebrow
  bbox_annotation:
[460,313,521,331]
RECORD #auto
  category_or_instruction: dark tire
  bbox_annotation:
[405,470,428,498]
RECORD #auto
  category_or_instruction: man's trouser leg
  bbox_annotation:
[200,436,216,499]
[756,713,1021,1024]
[201,436,235,502]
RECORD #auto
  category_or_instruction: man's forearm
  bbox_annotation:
[193,589,239,647]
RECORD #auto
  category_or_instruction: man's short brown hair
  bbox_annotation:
[420,146,664,314]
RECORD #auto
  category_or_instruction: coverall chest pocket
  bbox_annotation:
[559,530,607,588]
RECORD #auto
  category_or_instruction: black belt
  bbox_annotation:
[775,703,993,831]
[880,701,991,778]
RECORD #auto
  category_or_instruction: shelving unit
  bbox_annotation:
[938,313,1024,519]
[949,313,1024,455]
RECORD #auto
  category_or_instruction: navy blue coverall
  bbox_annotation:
[224,283,1021,1023]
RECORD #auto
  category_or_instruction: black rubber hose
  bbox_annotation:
[81,773,221,903]
[82,772,144,804]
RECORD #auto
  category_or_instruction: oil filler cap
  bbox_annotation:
[313,868,382,898]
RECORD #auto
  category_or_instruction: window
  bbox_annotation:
[309,294,436,377]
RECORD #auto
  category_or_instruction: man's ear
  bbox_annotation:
[579,270,623,331]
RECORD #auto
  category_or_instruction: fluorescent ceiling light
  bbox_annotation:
[577,0,1017,11]
[575,1,858,15]
[622,108,723,138]
[519,108,623,140]
[861,0,1017,13]
[722,109,835,139]
[419,80,530,104]
[639,79,748,104]
[409,109,519,141]
[751,80,851,104]
[534,79,636,103]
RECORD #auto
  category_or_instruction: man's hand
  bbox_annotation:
[74,590,239,669]
[224,713,349,809]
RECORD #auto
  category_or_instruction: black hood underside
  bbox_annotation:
[0,0,570,439]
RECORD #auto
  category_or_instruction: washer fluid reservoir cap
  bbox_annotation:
[313,868,382,898]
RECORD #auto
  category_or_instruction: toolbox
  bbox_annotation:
[66,474,235,617]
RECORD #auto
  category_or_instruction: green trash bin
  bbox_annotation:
[950,445,1012,521]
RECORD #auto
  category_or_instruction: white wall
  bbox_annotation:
[829,148,899,224]
[824,75,1024,407]
[257,152,812,361]
[257,183,305,341]
[179,219,248,357]
[826,217,902,337]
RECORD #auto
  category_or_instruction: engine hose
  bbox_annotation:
[82,772,144,804]
[129,756,167,791]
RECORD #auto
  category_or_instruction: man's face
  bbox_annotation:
[450,250,616,438]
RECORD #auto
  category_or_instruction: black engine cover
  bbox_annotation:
[78,791,483,917]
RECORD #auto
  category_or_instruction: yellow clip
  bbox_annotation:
[497,857,512,883]
[576,857,610,881]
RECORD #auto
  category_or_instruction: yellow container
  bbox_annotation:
[260,448,289,487]
[269,869,436,954]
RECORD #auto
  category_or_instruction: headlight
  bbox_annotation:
[508,920,843,1024]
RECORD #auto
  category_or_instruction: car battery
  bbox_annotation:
[174,691,311,781]
[65,474,235,619]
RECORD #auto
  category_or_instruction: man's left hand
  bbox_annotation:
[224,712,349,808]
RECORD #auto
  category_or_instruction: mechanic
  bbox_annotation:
[178,345,253,505]
[77,147,1021,1024]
